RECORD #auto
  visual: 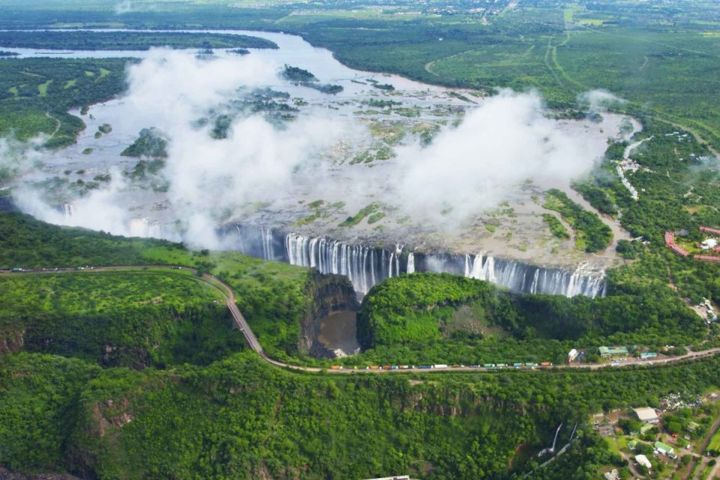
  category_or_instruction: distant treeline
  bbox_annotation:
[0,30,277,50]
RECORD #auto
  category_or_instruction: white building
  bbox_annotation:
[635,454,652,470]
[604,469,620,480]
[568,349,579,363]
[633,407,659,424]
[701,238,718,250]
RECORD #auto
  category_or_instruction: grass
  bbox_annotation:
[709,428,720,453]
[37,79,52,97]
[294,199,344,226]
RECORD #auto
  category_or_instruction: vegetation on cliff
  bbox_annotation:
[0,211,314,363]
[3,351,720,479]
[354,273,713,366]
[0,270,241,367]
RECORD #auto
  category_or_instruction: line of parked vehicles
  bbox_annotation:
[7,266,94,272]
[330,362,554,371]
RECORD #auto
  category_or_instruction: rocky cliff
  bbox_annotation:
[300,271,358,357]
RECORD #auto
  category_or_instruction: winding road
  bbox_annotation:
[3,265,720,375]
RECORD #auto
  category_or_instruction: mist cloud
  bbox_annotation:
[10,49,619,247]
[0,136,46,184]
[578,89,626,112]
[395,91,595,222]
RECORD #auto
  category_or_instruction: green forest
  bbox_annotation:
[351,273,715,366]
[0,30,277,50]
[0,58,129,146]
[0,270,243,367]
[0,212,315,363]
[3,349,720,479]
[0,209,717,477]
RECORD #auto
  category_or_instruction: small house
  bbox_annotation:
[600,346,630,358]
[654,441,675,458]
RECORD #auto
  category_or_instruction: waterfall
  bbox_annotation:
[63,203,74,219]
[459,253,605,299]
[395,245,402,277]
[284,232,379,294]
[262,226,275,261]
[227,226,607,298]
[407,252,415,274]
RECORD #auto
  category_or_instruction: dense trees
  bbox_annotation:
[0,31,277,51]
[0,58,130,146]
[544,189,613,253]
[0,211,316,363]
[121,127,168,159]
[354,273,709,365]
[3,351,720,479]
[0,271,243,367]
[0,212,185,268]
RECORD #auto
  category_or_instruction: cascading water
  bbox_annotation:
[227,225,607,298]
[463,253,606,298]
[261,226,275,261]
[285,233,386,294]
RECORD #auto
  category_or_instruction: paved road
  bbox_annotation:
[3,265,720,375]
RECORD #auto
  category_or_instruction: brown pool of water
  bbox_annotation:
[317,310,360,357]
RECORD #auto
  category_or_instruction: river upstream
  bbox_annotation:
[2,28,640,298]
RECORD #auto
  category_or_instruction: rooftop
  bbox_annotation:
[635,454,652,469]
[600,346,630,356]
[655,441,674,454]
[633,407,659,422]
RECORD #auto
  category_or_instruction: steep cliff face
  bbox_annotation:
[300,271,358,357]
